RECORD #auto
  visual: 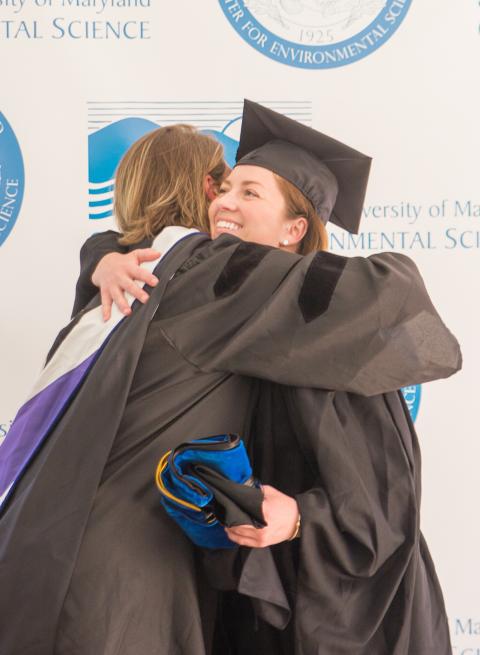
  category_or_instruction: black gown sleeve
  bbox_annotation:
[159,240,462,395]
[279,388,438,653]
[71,230,125,317]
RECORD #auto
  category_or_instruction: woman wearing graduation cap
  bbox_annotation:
[190,102,458,655]
[0,102,459,655]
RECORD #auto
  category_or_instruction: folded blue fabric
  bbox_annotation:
[155,434,263,549]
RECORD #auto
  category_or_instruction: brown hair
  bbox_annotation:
[115,125,226,245]
[274,175,328,254]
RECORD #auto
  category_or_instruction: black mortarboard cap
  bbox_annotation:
[235,100,372,234]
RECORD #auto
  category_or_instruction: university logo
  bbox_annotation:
[218,0,412,69]
[87,100,311,220]
[0,113,25,247]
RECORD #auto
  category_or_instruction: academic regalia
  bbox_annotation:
[235,99,372,233]
[0,225,459,654]
[213,384,453,654]
[0,93,460,654]
[205,101,455,653]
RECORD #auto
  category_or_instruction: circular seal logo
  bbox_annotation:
[219,0,412,69]
[401,384,421,422]
[0,113,25,247]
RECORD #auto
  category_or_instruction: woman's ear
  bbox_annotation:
[287,217,308,246]
[204,175,218,202]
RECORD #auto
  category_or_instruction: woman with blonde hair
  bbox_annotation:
[0,102,459,655]
[73,122,227,315]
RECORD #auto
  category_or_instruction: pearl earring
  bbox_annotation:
[281,239,289,246]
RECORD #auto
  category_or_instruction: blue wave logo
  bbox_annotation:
[88,118,241,220]
[88,117,158,220]
[0,113,25,247]
[401,384,421,422]
[219,0,412,69]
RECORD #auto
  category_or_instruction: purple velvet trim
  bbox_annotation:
[0,350,98,500]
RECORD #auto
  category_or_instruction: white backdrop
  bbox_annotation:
[1,2,479,650]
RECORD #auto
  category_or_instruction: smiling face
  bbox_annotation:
[208,165,305,248]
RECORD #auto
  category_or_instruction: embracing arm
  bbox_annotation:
[71,230,160,319]
[160,241,462,395]
[73,234,462,393]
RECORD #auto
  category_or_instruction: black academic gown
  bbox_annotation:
[74,231,458,655]
[0,230,460,655]
[219,384,453,655]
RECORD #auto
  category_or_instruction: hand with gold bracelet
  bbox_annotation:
[225,484,300,548]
